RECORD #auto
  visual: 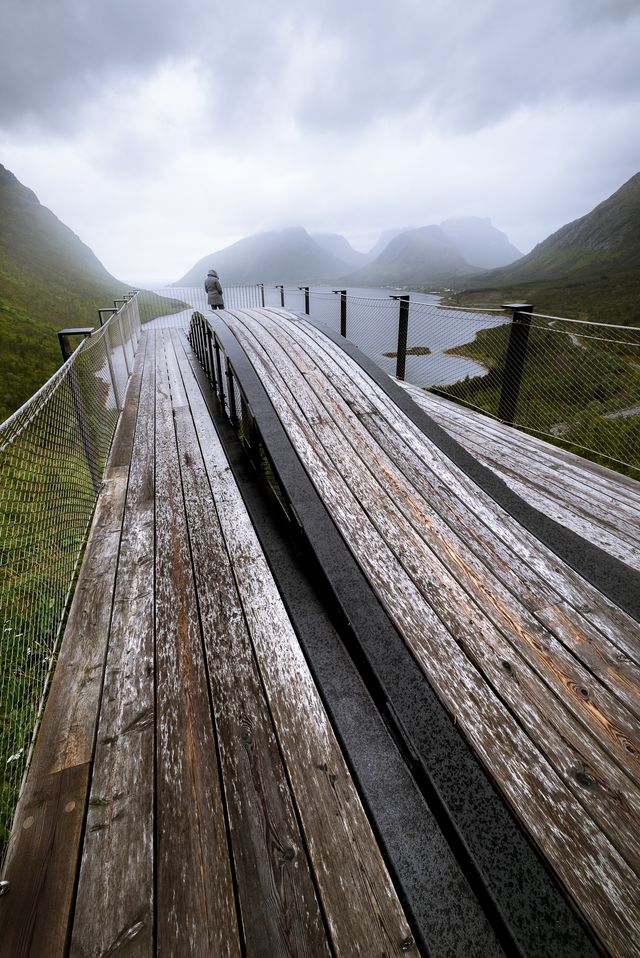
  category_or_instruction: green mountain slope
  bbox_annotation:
[457,173,640,325]
[0,163,128,421]
[173,227,353,286]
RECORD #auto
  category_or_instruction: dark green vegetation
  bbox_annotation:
[0,163,130,421]
[439,319,640,478]
[384,345,432,357]
[451,172,640,328]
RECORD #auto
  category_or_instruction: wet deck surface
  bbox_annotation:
[0,329,415,957]
[218,307,640,958]
[1,311,639,957]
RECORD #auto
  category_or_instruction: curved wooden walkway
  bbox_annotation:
[2,308,639,958]
[395,380,640,570]
[217,307,640,958]
[0,329,415,958]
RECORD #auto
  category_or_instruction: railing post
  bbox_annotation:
[206,325,216,389]
[390,295,410,380]
[226,360,238,427]
[98,307,116,327]
[497,304,534,425]
[275,285,285,308]
[257,283,265,307]
[97,309,122,408]
[299,286,310,315]
[214,335,224,403]
[333,290,347,337]
[57,328,101,493]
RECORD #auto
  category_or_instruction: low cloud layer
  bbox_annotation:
[1,0,639,284]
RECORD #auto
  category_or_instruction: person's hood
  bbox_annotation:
[207,269,218,277]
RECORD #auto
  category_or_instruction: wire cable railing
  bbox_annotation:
[259,286,640,478]
[0,294,141,866]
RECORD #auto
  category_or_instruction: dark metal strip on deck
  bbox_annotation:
[296,312,640,624]
[206,310,601,958]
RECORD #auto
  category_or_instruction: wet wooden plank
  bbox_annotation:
[0,764,88,958]
[172,330,418,957]
[224,309,640,957]
[70,334,156,958]
[282,311,640,665]
[154,331,240,956]
[400,382,640,515]
[398,383,640,561]
[235,311,640,863]
[167,332,330,956]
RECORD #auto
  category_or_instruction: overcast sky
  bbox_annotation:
[1,0,639,286]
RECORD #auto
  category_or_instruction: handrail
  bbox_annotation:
[0,293,141,867]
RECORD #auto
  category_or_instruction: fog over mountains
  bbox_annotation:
[173,218,523,287]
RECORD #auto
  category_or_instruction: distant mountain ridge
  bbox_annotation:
[342,226,479,286]
[0,163,128,421]
[175,218,522,289]
[174,227,352,286]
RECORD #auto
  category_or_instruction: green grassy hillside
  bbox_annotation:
[453,172,640,326]
[0,164,129,421]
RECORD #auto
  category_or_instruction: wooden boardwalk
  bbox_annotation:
[2,309,639,957]
[219,307,640,958]
[0,329,415,957]
[396,380,640,570]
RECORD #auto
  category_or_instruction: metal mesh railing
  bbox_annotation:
[138,285,263,327]
[0,296,141,865]
[262,287,640,478]
[439,312,640,477]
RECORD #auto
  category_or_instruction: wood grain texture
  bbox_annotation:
[154,330,240,957]
[168,338,330,956]
[70,333,156,958]
[233,311,640,866]
[172,330,418,957]
[221,307,640,958]
[249,311,640,756]
[0,764,89,958]
[278,310,640,665]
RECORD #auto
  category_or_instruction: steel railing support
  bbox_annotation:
[333,290,347,337]
[497,304,534,425]
[391,295,410,381]
[299,286,310,315]
[57,327,101,493]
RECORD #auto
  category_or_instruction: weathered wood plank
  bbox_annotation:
[257,311,640,756]
[234,311,640,865]
[154,330,240,956]
[282,310,640,665]
[399,380,640,514]
[172,330,418,957]
[0,764,88,958]
[168,337,330,955]
[223,309,640,957]
[399,383,640,560]
[70,333,156,957]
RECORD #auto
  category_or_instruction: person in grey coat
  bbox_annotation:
[205,269,224,309]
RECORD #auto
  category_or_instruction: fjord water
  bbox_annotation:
[150,285,506,389]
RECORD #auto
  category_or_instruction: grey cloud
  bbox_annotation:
[3,0,639,138]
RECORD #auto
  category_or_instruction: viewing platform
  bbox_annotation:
[1,301,639,957]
